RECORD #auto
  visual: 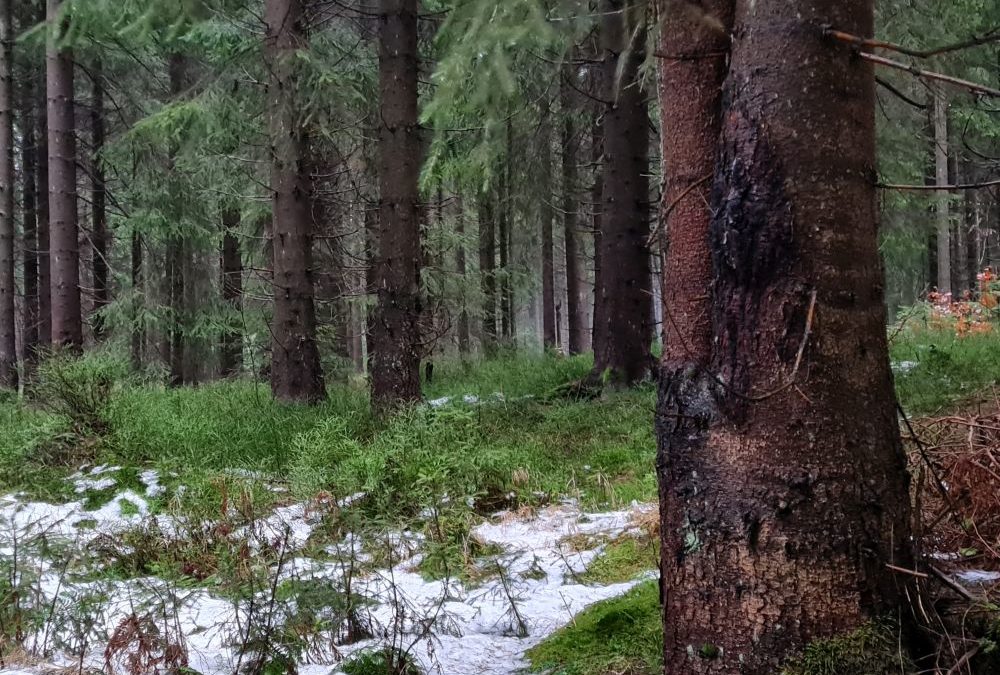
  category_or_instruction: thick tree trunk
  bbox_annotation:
[91,61,109,340]
[933,88,951,295]
[656,2,913,672]
[130,231,143,370]
[21,79,39,363]
[47,0,82,350]
[561,65,584,355]
[591,0,651,385]
[266,0,326,403]
[369,0,421,410]
[220,209,243,377]
[0,0,16,386]
[35,5,51,349]
[540,113,556,350]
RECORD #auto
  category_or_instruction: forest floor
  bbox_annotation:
[0,328,997,675]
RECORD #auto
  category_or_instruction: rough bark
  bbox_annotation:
[540,113,556,349]
[561,64,584,355]
[933,87,951,294]
[591,0,651,385]
[21,76,39,362]
[499,119,515,345]
[165,53,187,385]
[47,0,82,350]
[479,193,497,353]
[0,0,16,385]
[369,0,421,410]
[220,209,243,377]
[656,1,913,672]
[266,0,326,403]
[91,61,109,339]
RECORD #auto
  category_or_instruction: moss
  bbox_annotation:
[781,621,914,675]
[527,580,661,675]
[580,535,658,585]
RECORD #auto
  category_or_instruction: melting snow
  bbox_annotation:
[0,470,654,675]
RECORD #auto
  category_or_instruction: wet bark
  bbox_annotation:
[220,209,243,377]
[479,192,497,353]
[656,1,913,672]
[47,0,82,350]
[91,61,109,339]
[591,0,651,385]
[0,0,16,385]
[540,113,556,350]
[561,64,584,355]
[266,0,326,403]
[369,0,422,410]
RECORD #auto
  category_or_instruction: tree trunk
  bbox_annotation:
[266,0,326,403]
[47,0,82,350]
[166,53,187,385]
[0,0,16,386]
[21,75,39,363]
[220,209,243,377]
[540,113,556,350]
[130,231,143,370]
[499,119,515,346]
[479,192,497,354]
[933,87,951,295]
[455,196,471,354]
[369,0,421,410]
[591,0,650,385]
[91,61,109,340]
[561,64,584,355]
[590,112,603,354]
[656,1,913,672]
[35,35,51,350]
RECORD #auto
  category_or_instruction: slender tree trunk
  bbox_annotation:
[455,196,471,354]
[499,119,515,345]
[590,0,651,385]
[21,79,39,363]
[479,193,497,353]
[47,0,82,350]
[165,54,187,384]
[561,64,584,355]
[130,231,143,370]
[657,1,913,671]
[36,47,51,350]
[0,0,16,385]
[590,113,603,353]
[540,113,556,349]
[220,209,243,377]
[933,87,951,295]
[266,0,326,403]
[91,61,108,339]
[369,0,421,410]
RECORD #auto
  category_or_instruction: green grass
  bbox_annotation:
[580,535,659,585]
[526,580,661,675]
[891,328,1000,415]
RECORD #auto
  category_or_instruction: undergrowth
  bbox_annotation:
[526,580,661,675]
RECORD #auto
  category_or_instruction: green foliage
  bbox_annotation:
[781,621,912,675]
[32,352,132,436]
[580,535,658,585]
[527,580,662,675]
[891,328,1000,414]
[341,648,422,675]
